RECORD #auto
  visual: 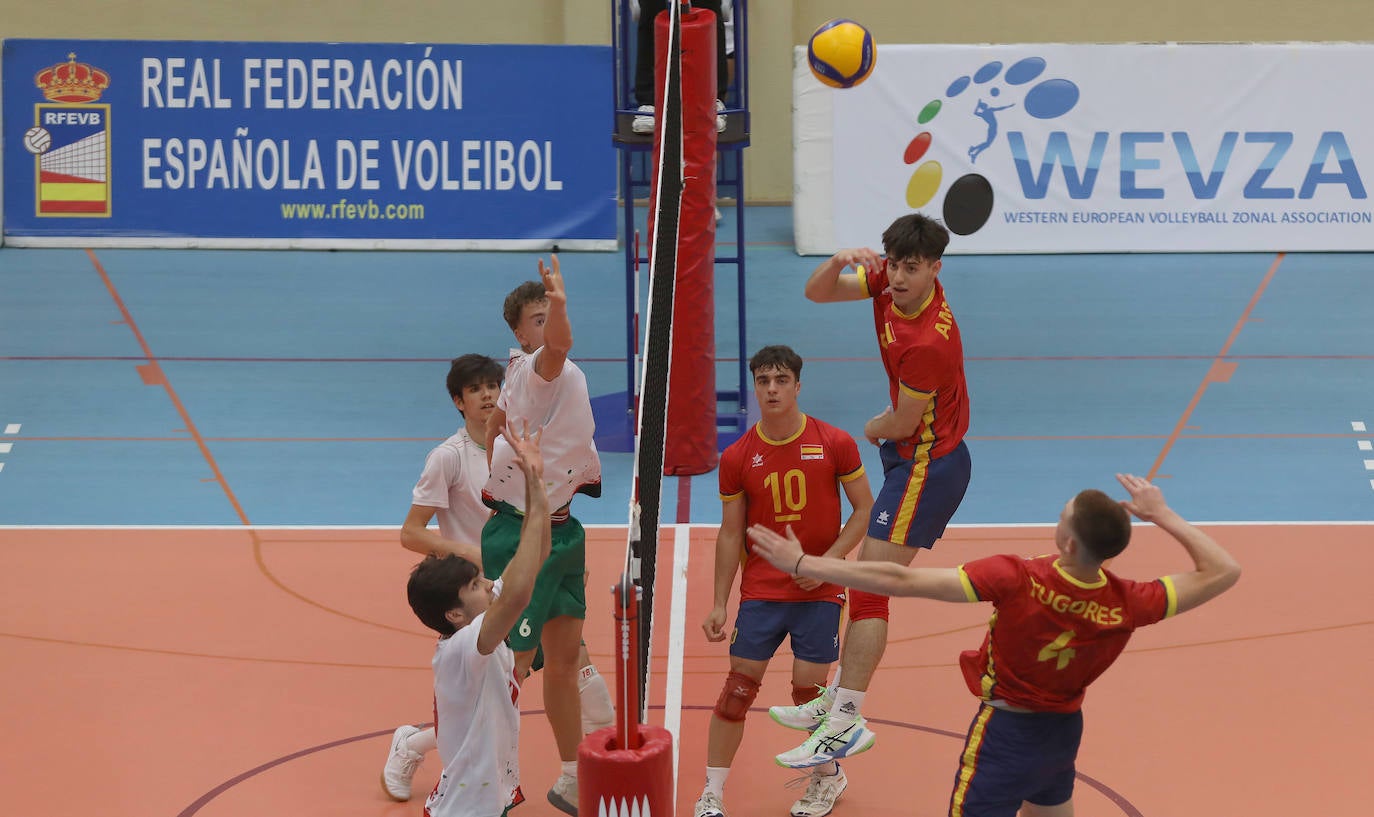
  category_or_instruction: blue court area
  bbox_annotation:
[1,205,1372,527]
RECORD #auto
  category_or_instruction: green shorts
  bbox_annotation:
[480,505,586,653]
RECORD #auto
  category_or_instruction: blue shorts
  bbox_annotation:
[729,600,842,664]
[947,704,1083,817]
[867,439,971,548]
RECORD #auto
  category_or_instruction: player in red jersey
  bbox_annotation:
[746,473,1242,817]
[692,346,873,817]
[773,213,972,768]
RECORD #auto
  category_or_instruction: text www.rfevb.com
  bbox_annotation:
[280,199,425,220]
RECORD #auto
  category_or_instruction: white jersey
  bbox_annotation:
[412,426,490,547]
[484,347,602,511]
[425,581,521,817]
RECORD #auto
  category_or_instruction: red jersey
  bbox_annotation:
[861,264,970,461]
[719,415,865,604]
[956,554,1178,712]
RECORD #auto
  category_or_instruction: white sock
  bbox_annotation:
[828,688,865,727]
[704,766,730,798]
[562,760,578,779]
[579,664,615,734]
[828,667,842,694]
[408,727,437,756]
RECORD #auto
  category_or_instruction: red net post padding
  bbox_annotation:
[578,725,674,817]
[652,6,719,475]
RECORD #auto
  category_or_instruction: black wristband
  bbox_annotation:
[794,553,806,575]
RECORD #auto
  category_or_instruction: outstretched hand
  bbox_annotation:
[835,247,882,276]
[504,422,545,481]
[538,255,566,306]
[745,524,806,575]
[1116,473,1166,521]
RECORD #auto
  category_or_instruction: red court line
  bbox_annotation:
[86,249,252,525]
[84,249,423,638]
[6,353,1373,363]
[14,432,1372,444]
[1147,252,1284,480]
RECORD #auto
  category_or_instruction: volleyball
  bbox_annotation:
[23,126,52,155]
[807,19,876,89]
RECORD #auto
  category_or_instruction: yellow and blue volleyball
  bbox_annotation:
[807,19,876,89]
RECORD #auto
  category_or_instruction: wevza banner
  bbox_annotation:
[2,39,616,249]
[794,43,1372,253]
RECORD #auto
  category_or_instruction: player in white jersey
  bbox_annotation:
[383,354,613,803]
[482,256,603,816]
[407,423,550,817]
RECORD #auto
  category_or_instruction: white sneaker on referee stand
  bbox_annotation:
[775,711,876,769]
[787,765,848,817]
[632,105,655,134]
[548,774,578,816]
[380,724,424,801]
[769,685,833,731]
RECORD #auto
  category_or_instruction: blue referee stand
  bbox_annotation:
[603,0,753,453]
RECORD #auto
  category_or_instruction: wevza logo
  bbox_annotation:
[26,53,113,218]
[902,55,1368,236]
[902,56,1079,235]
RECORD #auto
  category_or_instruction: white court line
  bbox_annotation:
[0,443,11,454]
[0,463,5,473]
[1360,440,1373,451]
[664,523,690,796]
[1365,460,1374,471]
[1355,421,1368,432]
[3,424,19,435]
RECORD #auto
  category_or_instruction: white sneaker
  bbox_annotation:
[380,724,424,801]
[769,687,832,731]
[715,99,727,132]
[632,104,655,134]
[775,715,876,768]
[787,766,848,817]
[693,790,727,817]
[548,773,578,816]
[714,206,723,223]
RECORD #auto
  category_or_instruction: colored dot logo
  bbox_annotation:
[902,56,1080,235]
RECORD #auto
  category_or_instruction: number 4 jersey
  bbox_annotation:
[720,415,866,605]
[957,554,1179,712]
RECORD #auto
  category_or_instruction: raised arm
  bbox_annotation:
[400,504,482,564]
[478,424,551,654]
[804,248,880,303]
[533,255,573,381]
[746,524,969,602]
[1116,473,1241,615]
[702,495,746,641]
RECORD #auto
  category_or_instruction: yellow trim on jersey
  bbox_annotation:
[838,465,866,483]
[898,382,935,400]
[979,611,999,699]
[856,270,871,298]
[755,414,809,446]
[1160,575,1179,618]
[891,285,936,320]
[949,704,996,817]
[1053,559,1108,589]
[888,400,938,543]
[956,566,980,602]
[720,491,744,502]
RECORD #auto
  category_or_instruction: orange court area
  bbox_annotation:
[2,523,1371,817]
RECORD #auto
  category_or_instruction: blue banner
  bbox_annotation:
[3,39,616,248]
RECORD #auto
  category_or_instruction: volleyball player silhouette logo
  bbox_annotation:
[902,56,1080,236]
